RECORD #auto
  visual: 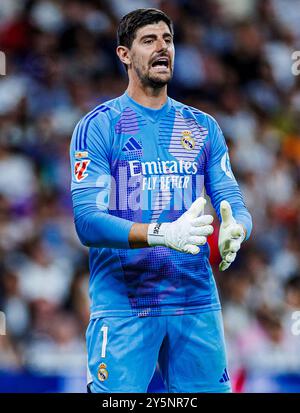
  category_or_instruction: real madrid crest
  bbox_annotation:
[181,130,195,150]
[98,362,108,382]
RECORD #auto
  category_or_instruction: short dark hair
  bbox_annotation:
[117,8,174,49]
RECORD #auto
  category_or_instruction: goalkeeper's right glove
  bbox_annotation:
[147,197,214,255]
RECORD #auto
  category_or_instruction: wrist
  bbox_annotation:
[147,222,170,247]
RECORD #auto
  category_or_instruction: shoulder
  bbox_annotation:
[170,97,220,130]
[72,96,124,150]
[79,96,124,127]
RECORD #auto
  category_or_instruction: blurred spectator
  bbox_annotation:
[24,311,86,376]
[1,268,30,338]
[0,145,37,208]
[108,0,159,19]
[0,335,22,372]
[285,274,300,310]
[173,19,205,89]
[216,0,256,22]
[15,236,73,306]
[283,274,300,339]
[235,305,300,392]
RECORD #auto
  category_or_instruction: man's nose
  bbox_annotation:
[155,38,168,52]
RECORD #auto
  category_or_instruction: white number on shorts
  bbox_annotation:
[100,326,108,358]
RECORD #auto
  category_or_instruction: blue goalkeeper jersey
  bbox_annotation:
[70,92,252,318]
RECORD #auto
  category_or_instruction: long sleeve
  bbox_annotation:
[204,118,252,239]
[70,110,134,249]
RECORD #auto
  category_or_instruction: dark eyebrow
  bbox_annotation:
[140,32,173,41]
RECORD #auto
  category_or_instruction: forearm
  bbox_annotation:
[74,210,134,249]
[75,207,151,249]
[73,194,213,254]
[73,189,153,250]
[73,187,137,249]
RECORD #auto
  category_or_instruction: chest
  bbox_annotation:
[111,111,208,168]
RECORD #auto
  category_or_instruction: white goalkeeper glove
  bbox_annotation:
[147,197,213,255]
[218,200,245,271]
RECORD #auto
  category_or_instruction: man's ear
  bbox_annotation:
[116,46,131,67]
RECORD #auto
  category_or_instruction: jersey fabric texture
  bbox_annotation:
[70,92,252,319]
[86,310,231,393]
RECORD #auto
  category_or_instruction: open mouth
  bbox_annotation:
[151,57,169,69]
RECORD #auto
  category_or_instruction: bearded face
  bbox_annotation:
[127,21,175,89]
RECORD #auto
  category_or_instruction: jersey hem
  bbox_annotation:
[90,303,222,319]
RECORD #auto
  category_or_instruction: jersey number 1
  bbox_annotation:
[101,326,108,358]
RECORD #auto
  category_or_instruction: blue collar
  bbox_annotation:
[120,91,173,123]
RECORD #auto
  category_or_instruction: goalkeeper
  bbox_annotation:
[70,8,252,393]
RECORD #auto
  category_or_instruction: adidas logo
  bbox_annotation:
[219,368,230,383]
[122,137,142,152]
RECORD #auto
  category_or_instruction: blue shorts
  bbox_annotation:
[86,310,231,393]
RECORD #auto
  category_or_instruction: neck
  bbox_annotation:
[126,77,168,109]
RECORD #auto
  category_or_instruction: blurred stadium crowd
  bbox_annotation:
[0,0,300,392]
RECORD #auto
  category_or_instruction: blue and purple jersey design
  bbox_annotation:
[70,92,252,318]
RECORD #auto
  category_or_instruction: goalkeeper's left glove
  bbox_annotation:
[218,200,246,271]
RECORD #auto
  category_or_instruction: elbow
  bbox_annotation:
[75,219,92,247]
[74,212,109,248]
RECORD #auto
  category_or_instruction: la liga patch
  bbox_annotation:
[74,159,90,181]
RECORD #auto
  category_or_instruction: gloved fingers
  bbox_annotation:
[184,244,200,255]
[220,200,234,226]
[219,252,236,271]
[186,197,206,218]
[190,225,213,237]
[220,239,241,255]
[229,240,241,253]
[188,235,207,245]
[230,224,243,239]
[219,259,231,271]
[191,215,213,226]
[224,252,236,263]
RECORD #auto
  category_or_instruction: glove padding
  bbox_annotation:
[218,200,245,271]
[147,197,214,255]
